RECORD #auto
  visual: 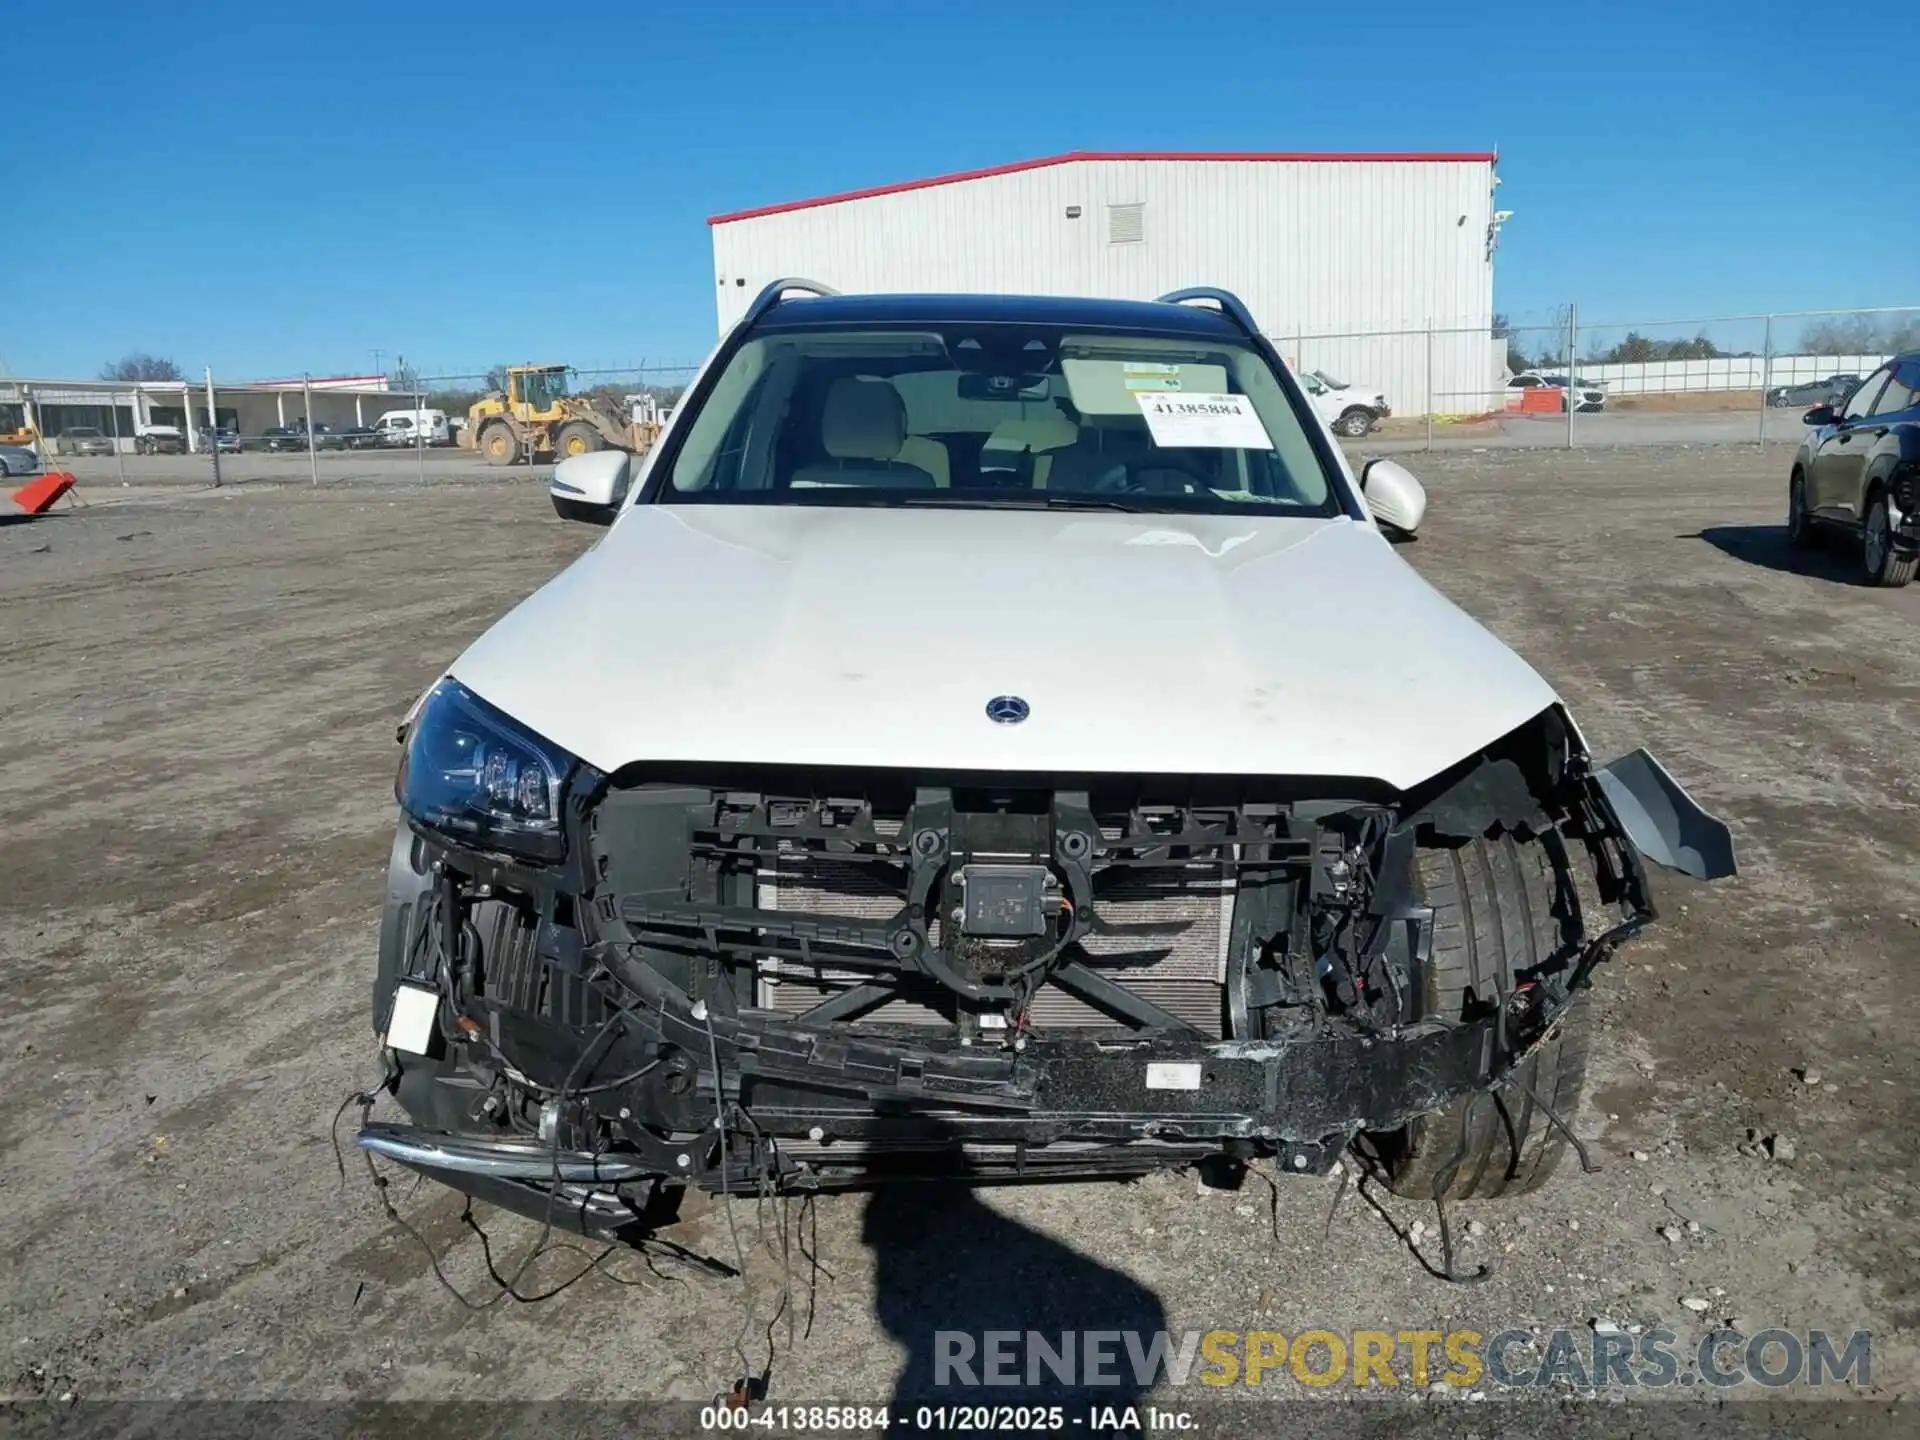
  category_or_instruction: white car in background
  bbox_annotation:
[0,443,44,478]
[1299,369,1391,438]
[1508,372,1607,413]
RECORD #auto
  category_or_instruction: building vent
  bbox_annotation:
[1107,202,1145,245]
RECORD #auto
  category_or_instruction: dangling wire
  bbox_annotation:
[698,1000,759,1396]
[1426,1091,1492,1285]
[1502,1069,1600,1175]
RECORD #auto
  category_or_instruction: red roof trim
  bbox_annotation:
[708,149,1498,225]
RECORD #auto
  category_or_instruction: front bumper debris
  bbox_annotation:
[358,1121,651,1183]
[361,710,1736,1200]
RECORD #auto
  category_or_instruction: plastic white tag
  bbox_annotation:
[386,983,440,1056]
[1136,393,1274,450]
[1145,1061,1203,1091]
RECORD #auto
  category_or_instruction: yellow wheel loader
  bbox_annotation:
[460,365,662,467]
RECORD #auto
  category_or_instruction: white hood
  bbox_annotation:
[451,505,1558,793]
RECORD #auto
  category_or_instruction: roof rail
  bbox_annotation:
[742,277,841,329]
[1154,287,1262,339]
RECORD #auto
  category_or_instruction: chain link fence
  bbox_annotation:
[1275,304,1919,451]
[1,361,702,487]
[11,307,1916,489]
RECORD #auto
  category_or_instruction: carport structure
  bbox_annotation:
[0,373,418,453]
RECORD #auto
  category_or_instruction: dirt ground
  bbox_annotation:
[1,448,1915,1423]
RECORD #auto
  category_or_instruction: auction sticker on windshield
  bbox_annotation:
[1136,392,1273,450]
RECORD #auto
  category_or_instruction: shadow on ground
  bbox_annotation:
[864,1168,1166,1421]
[1689,524,1866,586]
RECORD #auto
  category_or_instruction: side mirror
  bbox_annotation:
[1802,405,1836,426]
[1359,457,1427,538]
[549,450,632,526]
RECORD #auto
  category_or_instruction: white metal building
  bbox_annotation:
[709,150,1503,416]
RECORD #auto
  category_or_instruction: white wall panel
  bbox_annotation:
[712,156,1497,414]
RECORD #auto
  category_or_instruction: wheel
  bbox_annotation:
[1786,470,1818,550]
[555,422,603,458]
[480,423,522,467]
[1371,833,1589,1201]
[1334,407,1374,438]
[1863,491,1916,588]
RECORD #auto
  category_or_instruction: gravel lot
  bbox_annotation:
[2,444,1915,1421]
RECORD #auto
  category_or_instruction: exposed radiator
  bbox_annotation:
[755,841,1232,1036]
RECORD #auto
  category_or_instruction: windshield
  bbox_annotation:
[1310,369,1347,389]
[67,427,101,437]
[655,323,1336,516]
[518,369,568,408]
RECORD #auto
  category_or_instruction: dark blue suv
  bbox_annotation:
[1788,352,1920,586]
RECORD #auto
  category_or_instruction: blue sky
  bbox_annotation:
[3,0,1906,381]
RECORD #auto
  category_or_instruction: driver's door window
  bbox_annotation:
[1841,370,1889,422]
[1868,362,1920,417]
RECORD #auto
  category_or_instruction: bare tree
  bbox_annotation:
[1875,315,1920,353]
[1494,313,1531,375]
[1587,331,1723,364]
[99,353,184,382]
[1797,316,1885,355]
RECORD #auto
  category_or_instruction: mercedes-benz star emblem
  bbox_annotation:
[985,695,1030,725]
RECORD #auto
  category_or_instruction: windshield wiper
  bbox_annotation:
[888,493,1156,513]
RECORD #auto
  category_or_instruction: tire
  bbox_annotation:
[555,422,603,458]
[1373,833,1589,1201]
[1786,470,1818,550]
[1863,491,1916,588]
[480,423,522,467]
[1334,407,1374,438]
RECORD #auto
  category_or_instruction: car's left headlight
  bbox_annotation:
[397,678,579,861]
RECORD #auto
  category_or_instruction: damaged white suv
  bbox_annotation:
[362,284,1733,1240]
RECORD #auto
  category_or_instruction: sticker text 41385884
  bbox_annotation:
[1135,392,1274,450]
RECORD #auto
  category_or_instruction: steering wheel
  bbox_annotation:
[1088,456,1214,495]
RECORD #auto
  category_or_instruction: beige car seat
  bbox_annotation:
[790,378,938,488]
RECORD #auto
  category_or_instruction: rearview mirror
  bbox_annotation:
[549,450,632,525]
[1358,458,1427,538]
[1801,405,1835,426]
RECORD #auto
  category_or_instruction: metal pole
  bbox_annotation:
[1566,302,1578,449]
[204,366,222,488]
[303,372,319,486]
[414,374,425,484]
[1759,314,1773,448]
[1425,322,1434,453]
[109,389,127,486]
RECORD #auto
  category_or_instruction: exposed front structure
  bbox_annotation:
[710,151,1503,415]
